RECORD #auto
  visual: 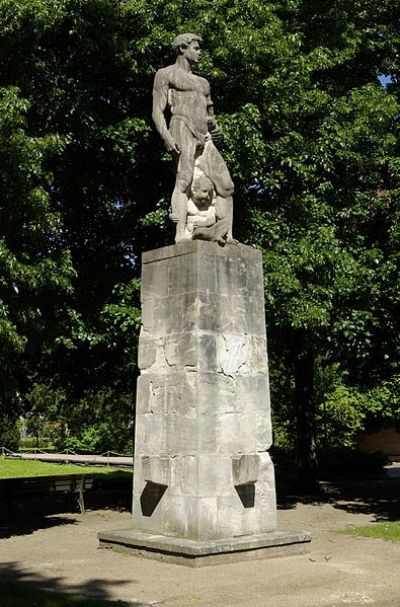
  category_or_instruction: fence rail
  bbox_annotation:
[1,447,133,468]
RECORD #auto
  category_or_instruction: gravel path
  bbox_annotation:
[0,490,399,607]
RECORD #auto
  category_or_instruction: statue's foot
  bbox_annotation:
[226,237,239,245]
[175,235,190,243]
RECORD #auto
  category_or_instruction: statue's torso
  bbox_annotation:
[166,66,210,136]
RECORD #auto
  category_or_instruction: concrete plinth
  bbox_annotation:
[98,240,311,561]
[98,528,311,567]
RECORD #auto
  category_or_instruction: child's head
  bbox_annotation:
[191,174,214,207]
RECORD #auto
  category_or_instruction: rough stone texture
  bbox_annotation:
[152,34,234,243]
[99,240,310,560]
[98,528,311,567]
[132,240,276,541]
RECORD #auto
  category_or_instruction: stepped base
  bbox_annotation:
[98,528,311,567]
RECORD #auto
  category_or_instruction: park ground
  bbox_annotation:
[0,480,399,607]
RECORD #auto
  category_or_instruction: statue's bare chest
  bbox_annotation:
[169,70,209,96]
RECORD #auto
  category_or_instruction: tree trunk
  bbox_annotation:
[294,338,319,493]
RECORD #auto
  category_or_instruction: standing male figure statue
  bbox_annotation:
[152,33,235,244]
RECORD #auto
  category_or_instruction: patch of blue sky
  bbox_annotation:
[378,74,393,88]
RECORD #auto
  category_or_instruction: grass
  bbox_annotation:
[0,458,131,480]
[0,581,145,607]
[340,521,400,543]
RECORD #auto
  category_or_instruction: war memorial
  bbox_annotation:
[98,33,311,565]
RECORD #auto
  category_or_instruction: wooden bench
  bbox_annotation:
[0,475,94,517]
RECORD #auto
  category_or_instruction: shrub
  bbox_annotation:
[0,416,20,451]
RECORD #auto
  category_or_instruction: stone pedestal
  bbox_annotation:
[98,241,310,564]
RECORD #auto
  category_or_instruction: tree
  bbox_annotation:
[233,0,400,488]
[0,85,73,448]
[0,0,398,481]
[0,0,147,448]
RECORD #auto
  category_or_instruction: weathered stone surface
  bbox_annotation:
[97,528,311,567]
[142,239,261,264]
[232,454,260,485]
[152,34,234,244]
[99,240,310,559]
[141,456,171,485]
[128,241,276,541]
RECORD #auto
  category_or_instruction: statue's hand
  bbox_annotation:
[164,135,180,155]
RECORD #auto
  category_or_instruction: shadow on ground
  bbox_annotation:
[0,561,146,605]
[0,512,81,540]
[0,496,130,540]
[0,479,132,539]
[277,479,400,522]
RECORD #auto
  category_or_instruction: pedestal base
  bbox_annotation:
[98,528,311,567]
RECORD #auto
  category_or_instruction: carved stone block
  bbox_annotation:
[130,241,276,540]
[99,240,311,561]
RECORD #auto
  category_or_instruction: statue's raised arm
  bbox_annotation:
[152,33,235,244]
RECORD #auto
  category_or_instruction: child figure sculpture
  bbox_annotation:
[185,171,228,244]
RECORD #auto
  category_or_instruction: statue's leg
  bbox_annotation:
[215,196,235,242]
[171,179,190,242]
[192,219,228,243]
[197,141,236,242]
[169,121,197,243]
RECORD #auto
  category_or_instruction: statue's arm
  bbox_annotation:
[206,94,217,127]
[199,213,216,227]
[152,70,179,154]
[206,91,221,142]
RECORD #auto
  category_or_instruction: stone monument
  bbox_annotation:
[98,34,310,565]
[152,32,234,245]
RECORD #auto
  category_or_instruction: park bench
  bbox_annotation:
[0,474,94,518]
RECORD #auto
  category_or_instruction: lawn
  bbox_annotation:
[0,581,145,607]
[0,458,131,479]
[341,521,400,543]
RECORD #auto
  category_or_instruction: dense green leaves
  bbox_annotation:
[0,82,74,446]
[0,0,398,475]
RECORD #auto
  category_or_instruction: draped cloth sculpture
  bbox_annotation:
[152,33,235,244]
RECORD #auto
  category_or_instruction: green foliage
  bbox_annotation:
[318,383,366,449]
[0,416,20,451]
[0,82,73,441]
[24,383,133,454]
[63,420,132,455]
[273,363,400,456]
[0,0,399,475]
[314,363,400,450]
[60,388,133,454]
[0,0,147,455]
[63,427,105,454]
[361,376,400,431]
[236,0,400,475]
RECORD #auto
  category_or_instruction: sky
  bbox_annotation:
[378,74,392,87]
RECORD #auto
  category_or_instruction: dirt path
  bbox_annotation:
[0,491,399,607]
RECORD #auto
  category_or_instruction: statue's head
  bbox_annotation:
[172,33,202,63]
[191,174,214,207]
